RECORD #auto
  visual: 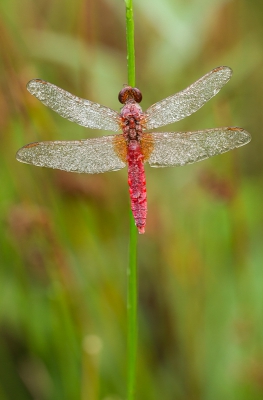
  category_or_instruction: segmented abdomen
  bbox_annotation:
[127,141,147,234]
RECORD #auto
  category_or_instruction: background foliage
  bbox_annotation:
[0,0,263,399]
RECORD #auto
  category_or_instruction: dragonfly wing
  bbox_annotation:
[16,134,127,174]
[141,128,251,167]
[27,80,121,132]
[144,66,232,129]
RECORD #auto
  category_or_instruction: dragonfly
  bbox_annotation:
[16,66,251,234]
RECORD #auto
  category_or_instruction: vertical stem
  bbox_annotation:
[125,1,137,400]
[125,0,136,87]
[128,210,137,400]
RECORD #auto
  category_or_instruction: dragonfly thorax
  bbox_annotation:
[120,103,144,142]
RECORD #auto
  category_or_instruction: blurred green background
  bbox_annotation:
[0,0,263,399]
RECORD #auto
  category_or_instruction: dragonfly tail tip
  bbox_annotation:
[137,226,145,234]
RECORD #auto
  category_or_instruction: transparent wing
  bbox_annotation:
[16,134,127,174]
[27,79,121,132]
[144,66,232,130]
[141,127,251,167]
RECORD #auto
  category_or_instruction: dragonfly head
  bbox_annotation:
[118,86,142,104]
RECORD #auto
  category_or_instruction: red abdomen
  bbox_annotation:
[127,141,147,234]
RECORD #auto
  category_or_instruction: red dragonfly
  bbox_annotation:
[16,66,251,234]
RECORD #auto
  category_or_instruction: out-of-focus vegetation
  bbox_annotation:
[0,0,263,399]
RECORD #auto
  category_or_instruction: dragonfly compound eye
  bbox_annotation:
[118,86,142,104]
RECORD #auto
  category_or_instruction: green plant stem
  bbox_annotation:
[128,210,137,400]
[125,0,135,87]
[125,1,137,399]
